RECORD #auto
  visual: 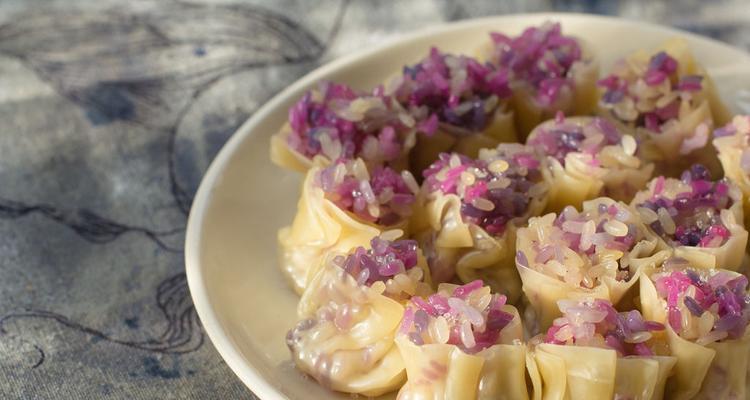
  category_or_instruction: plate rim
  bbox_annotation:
[185,12,750,400]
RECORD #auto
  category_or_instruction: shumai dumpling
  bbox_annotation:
[287,237,432,396]
[713,115,750,226]
[640,264,750,400]
[630,165,748,271]
[413,145,548,302]
[527,114,654,212]
[395,281,528,400]
[389,48,517,174]
[528,298,675,400]
[479,22,599,139]
[597,39,731,177]
[270,81,417,173]
[516,197,670,332]
[278,158,420,294]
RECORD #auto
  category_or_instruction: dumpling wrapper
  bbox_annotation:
[288,260,409,396]
[410,104,517,174]
[639,271,750,399]
[600,39,731,177]
[713,115,750,227]
[531,344,675,400]
[529,117,654,213]
[394,305,527,400]
[278,164,409,294]
[414,189,546,303]
[532,344,617,400]
[509,41,599,140]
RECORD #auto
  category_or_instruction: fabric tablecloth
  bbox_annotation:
[0,0,748,398]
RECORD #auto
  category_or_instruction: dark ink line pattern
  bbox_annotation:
[0,0,349,374]
[0,273,201,369]
[0,197,184,252]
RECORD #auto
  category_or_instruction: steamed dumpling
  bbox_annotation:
[529,298,675,400]
[527,114,654,212]
[630,166,748,270]
[413,144,548,302]
[389,48,517,174]
[287,237,431,396]
[395,281,528,400]
[479,22,599,139]
[279,158,419,293]
[271,81,417,173]
[597,39,731,177]
[639,265,750,399]
[516,197,669,331]
[713,115,750,226]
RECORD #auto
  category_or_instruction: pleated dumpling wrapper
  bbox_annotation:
[479,22,599,139]
[630,165,748,271]
[713,115,750,226]
[639,264,750,400]
[388,48,516,174]
[395,280,528,400]
[270,81,417,173]
[516,197,670,332]
[287,237,432,396]
[278,158,420,293]
[527,113,654,213]
[528,298,675,400]
[413,145,548,302]
[597,39,731,176]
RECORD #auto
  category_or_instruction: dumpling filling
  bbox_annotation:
[399,280,516,353]
[287,81,415,165]
[633,165,733,248]
[422,147,545,235]
[652,266,750,345]
[392,48,512,135]
[488,22,585,107]
[544,298,665,356]
[317,158,419,225]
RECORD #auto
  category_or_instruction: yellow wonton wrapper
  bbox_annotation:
[598,39,731,177]
[414,187,546,303]
[630,178,748,271]
[639,270,750,399]
[530,343,676,400]
[516,198,671,331]
[278,164,411,294]
[394,304,527,400]
[288,258,418,396]
[713,115,750,227]
[410,104,517,174]
[528,117,654,213]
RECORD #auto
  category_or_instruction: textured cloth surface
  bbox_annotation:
[0,0,748,398]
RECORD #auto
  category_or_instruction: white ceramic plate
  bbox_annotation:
[185,13,750,400]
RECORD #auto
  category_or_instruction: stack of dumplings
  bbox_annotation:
[271,21,750,399]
